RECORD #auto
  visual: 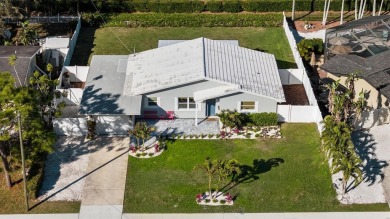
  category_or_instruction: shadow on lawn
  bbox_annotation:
[221,158,284,194]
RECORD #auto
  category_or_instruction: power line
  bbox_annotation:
[89,0,131,53]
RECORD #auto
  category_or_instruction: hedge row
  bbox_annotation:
[247,112,278,126]
[90,13,283,27]
[86,0,388,13]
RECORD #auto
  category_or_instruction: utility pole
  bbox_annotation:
[18,111,29,212]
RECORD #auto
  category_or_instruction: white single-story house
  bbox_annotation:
[75,37,285,132]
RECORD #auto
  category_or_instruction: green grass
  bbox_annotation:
[72,27,296,69]
[0,174,80,214]
[124,123,389,213]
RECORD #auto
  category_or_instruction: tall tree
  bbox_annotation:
[0,72,17,188]
[340,0,345,24]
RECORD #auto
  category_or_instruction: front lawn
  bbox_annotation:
[0,175,80,214]
[71,27,296,69]
[124,123,388,213]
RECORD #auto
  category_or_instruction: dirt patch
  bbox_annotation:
[282,84,309,105]
[294,20,340,33]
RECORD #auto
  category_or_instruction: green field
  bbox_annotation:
[71,27,296,69]
[123,123,389,213]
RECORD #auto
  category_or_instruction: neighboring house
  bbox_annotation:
[319,15,390,127]
[41,37,70,68]
[0,46,41,87]
[78,37,285,129]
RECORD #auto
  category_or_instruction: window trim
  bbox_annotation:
[145,96,160,108]
[238,101,258,112]
[175,97,201,111]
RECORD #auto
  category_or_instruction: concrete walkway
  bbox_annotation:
[79,137,129,219]
[383,166,390,207]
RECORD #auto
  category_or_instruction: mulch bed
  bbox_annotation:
[282,84,310,105]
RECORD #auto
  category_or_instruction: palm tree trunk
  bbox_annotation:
[341,178,347,196]
[208,173,212,199]
[373,0,376,15]
[340,0,345,24]
[0,152,12,188]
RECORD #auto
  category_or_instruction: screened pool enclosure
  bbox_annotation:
[325,15,390,60]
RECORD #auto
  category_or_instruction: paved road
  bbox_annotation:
[79,137,129,219]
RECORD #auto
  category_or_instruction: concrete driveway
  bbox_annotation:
[78,137,129,219]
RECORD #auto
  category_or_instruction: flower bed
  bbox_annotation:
[166,126,281,140]
[129,141,165,158]
[196,192,233,206]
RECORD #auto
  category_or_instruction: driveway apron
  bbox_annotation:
[79,137,129,219]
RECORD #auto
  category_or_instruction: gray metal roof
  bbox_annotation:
[0,46,41,87]
[125,38,285,101]
[79,55,142,115]
[158,40,239,48]
[320,50,390,99]
[204,38,284,101]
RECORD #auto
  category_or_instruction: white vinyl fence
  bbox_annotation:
[281,12,324,134]
[63,17,81,66]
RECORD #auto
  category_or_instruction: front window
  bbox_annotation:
[240,101,255,110]
[147,97,159,107]
[178,97,196,110]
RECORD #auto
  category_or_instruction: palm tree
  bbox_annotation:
[8,55,22,86]
[137,122,155,150]
[332,147,363,196]
[194,157,218,199]
[292,0,296,20]
[321,116,351,158]
[216,109,244,132]
[129,123,141,149]
[215,159,241,199]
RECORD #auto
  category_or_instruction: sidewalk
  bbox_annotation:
[122,212,390,219]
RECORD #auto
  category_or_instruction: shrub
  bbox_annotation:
[104,13,283,28]
[141,152,147,156]
[216,134,221,138]
[297,38,324,61]
[205,199,211,203]
[148,152,154,156]
[255,133,260,138]
[27,158,45,199]
[136,153,141,157]
[220,199,226,204]
[223,0,242,12]
[245,133,251,139]
[248,112,278,126]
[212,199,219,203]
[208,134,214,138]
[206,0,223,12]
[189,134,194,139]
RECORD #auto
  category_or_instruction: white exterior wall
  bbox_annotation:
[143,80,280,118]
[94,115,133,135]
[218,92,278,113]
[53,118,87,136]
[143,80,220,118]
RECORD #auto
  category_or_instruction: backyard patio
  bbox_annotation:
[138,118,220,136]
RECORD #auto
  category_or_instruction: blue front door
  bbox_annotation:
[206,99,216,116]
